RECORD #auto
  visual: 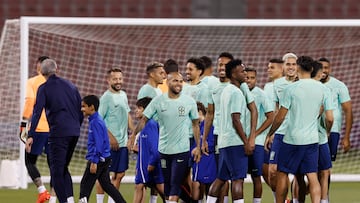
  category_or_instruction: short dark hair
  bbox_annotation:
[200,56,212,70]
[187,57,205,76]
[269,58,284,64]
[146,62,164,75]
[225,59,242,79]
[107,67,122,75]
[136,97,152,109]
[82,95,100,111]
[197,102,206,116]
[318,57,330,63]
[245,66,257,75]
[311,61,323,78]
[164,59,179,74]
[37,56,50,63]
[218,52,234,60]
[297,56,314,72]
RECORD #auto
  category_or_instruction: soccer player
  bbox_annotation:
[245,67,275,203]
[132,72,201,203]
[192,102,216,202]
[133,97,165,203]
[265,56,333,203]
[202,52,232,203]
[206,59,250,203]
[96,68,134,203]
[137,62,166,100]
[183,57,210,108]
[319,57,353,157]
[26,59,83,203]
[20,55,54,203]
[200,55,217,85]
[158,59,179,93]
[262,58,283,193]
[266,53,298,199]
[79,95,126,203]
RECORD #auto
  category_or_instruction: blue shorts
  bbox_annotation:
[263,148,270,164]
[269,134,284,164]
[248,145,264,177]
[135,161,164,185]
[30,132,49,155]
[218,145,248,181]
[109,147,129,173]
[278,143,319,175]
[328,132,340,161]
[318,143,332,171]
[192,152,216,184]
[160,152,190,197]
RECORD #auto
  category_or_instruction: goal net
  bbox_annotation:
[0,17,359,189]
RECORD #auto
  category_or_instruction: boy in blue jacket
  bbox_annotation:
[133,97,165,203]
[79,95,126,203]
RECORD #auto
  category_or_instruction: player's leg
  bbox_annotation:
[302,144,321,203]
[318,143,332,202]
[168,152,190,202]
[249,145,264,203]
[79,161,97,201]
[275,171,289,203]
[64,136,79,203]
[133,184,146,203]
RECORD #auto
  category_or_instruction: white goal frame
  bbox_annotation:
[19,17,360,189]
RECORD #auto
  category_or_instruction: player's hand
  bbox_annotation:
[147,164,155,172]
[25,137,33,153]
[19,121,28,144]
[248,136,256,152]
[264,134,274,152]
[341,137,351,153]
[90,163,97,174]
[201,140,209,156]
[109,135,119,151]
[244,142,253,156]
[192,147,201,163]
[126,138,134,151]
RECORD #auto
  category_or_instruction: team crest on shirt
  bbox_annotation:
[178,106,185,116]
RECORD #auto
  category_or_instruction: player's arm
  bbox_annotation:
[231,112,248,145]
[127,116,148,151]
[255,111,274,136]
[128,113,134,133]
[324,109,334,136]
[341,101,353,152]
[202,103,214,155]
[264,107,288,151]
[107,130,119,151]
[247,101,258,149]
[191,118,201,163]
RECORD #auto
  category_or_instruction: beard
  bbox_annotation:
[110,84,121,92]
[320,74,328,83]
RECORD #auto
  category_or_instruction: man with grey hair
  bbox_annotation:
[26,59,83,203]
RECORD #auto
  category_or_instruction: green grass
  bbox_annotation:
[1,182,359,203]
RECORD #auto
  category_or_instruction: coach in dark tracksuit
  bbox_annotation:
[26,58,83,203]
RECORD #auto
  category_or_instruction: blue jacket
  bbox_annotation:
[29,75,83,137]
[137,119,160,168]
[86,112,111,163]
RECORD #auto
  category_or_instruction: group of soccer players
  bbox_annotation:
[129,52,352,203]
[22,51,352,203]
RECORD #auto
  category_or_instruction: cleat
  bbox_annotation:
[37,190,50,203]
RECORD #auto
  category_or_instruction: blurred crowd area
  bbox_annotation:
[1,0,360,30]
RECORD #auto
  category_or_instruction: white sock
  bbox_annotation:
[272,192,276,203]
[37,185,46,193]
[206,196,217,203]
[168,201,177,203]
[108,196,115,203]
[233,199,244,203]
[49,196,57,203]
[67,196,75,203]
[253,198,261,203]
[149,195,158,203]
[79,197,88,203]
[96,194,105,203]
[320,200,328,203]
[198,200,203,203]
[292,199,299,203]
[223,196,229,203]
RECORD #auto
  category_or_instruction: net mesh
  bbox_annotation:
[0,19,359,181]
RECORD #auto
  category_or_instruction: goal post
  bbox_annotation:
[1,17,359,189]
